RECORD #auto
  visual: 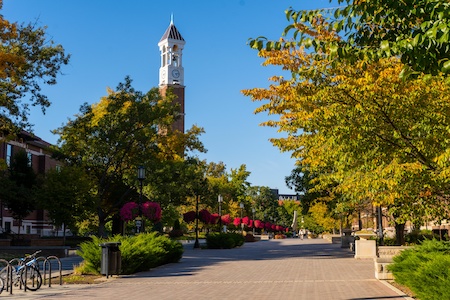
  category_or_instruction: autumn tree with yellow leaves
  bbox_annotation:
[0,3,69,133]
[243,13,450,244]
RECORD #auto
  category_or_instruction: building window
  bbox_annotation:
[26,225,31,234]
[6,144,12,166]
[27,152,32,167]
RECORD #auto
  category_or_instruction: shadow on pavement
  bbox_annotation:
[128,239,354,279]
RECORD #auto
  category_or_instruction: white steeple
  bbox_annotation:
[158,17,185,86]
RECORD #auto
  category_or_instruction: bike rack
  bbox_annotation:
[0,253,65,296]
[42,256,63,287]
[8,258,26,294]
[0,258,11,295]
[6,258,24,293]
[36,256,49,287]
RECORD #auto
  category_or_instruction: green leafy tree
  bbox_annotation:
[192,162,252,219]
[278,199,302,229]
[37,165,95,240]
[250,1,450,77]
[54,77,205,236]
[229,165,251,204]
[285,165,327,214]
[0,3,69,132]
[247,186,278,222]
[178,161,254,231]
[0,150,37,234]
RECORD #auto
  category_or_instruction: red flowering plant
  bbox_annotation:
[120,202,139,221]
[120,201,162,223]
[141,201,162,222]
[254,220,264,229]
[209,213,220,224]
[221,214,232,225]
[242,216,250,226]
[198,209,212,224]
[265,222,272,231]
[183,211,196,223]
[233,217,241,227]
[248,220,254,228]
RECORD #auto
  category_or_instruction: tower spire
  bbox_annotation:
[170,13,173,25]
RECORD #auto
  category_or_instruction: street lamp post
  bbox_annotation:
[194,195,200,248]
[252,208,256,235]
[377,205,384,246]
[218,195,223,232]
[239,202,244,233]
[137,166,145,233]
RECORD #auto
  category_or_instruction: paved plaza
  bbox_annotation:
[7,238,412,300]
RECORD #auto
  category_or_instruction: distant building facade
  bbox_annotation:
[271,189,299,201]
[0,131,62,236]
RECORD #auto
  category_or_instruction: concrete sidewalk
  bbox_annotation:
[4,238,413,300]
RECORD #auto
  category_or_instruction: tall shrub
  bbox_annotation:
[78,233,183,274]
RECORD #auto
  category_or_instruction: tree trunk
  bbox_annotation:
[63,223,67,246]
[97,208,107,237]
[17,219,22,236]
[395,222,406,245]
[111,214,123,235]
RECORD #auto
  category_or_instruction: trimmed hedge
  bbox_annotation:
[206,232,245,249]
[389,239,450,300]
[77,232,184,275]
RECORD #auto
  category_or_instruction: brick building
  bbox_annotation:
[0,131,62,236]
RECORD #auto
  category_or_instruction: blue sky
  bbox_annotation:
[3,0,333,194]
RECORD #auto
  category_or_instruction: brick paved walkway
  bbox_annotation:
[7,238,412,300]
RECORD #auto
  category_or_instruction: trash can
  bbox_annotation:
[100,242,122,278]
[341,229,355,248]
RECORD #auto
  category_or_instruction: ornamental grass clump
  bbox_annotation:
[77,232,183,275]
[388,239,450,300]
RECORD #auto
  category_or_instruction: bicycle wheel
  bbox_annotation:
[20,265,42,291]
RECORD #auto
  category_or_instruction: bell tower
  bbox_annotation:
[158,17,185,133]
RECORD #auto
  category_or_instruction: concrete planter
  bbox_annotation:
[374,246,413,280]
[355,239,377,259]
[355,231,377,240]
[353,231,377,259]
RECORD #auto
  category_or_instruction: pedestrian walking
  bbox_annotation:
[299,229,304,240]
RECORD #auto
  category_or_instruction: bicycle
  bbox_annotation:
[0,250,43,292]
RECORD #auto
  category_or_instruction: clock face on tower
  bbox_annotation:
[172,69,180,78]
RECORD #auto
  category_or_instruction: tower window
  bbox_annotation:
[162,46,167,66]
